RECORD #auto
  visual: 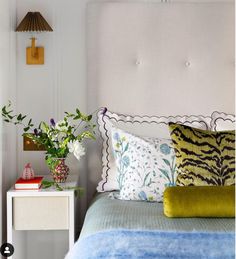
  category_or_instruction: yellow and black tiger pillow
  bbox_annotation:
[168,123,235,186]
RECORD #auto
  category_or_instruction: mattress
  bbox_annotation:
[80,192,235,239]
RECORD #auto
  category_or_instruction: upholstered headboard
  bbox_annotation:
[86,1,235,201]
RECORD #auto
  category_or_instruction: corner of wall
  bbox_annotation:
[0,0,17,247]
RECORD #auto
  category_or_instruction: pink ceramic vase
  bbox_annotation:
[22,163,35,180]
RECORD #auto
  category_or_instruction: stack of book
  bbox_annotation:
[14,176,43,190]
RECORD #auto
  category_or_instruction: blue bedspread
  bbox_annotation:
[66,229,235,259]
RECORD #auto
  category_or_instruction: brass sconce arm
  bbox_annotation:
[31,37,36,57]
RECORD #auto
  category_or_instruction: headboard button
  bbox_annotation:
[135,60,141,65]
[185,61,191,67]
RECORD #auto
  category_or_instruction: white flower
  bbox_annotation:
[67,140,85,161]
[68,140,75,153]
[55,120,69,131]
[74,144,85,160]
[57,132,67,142]
[48,131,57,141]
[40,122,49,133]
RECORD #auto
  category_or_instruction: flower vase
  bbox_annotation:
[51,158,69,183]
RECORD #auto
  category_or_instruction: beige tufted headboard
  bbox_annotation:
[86,1,235,201]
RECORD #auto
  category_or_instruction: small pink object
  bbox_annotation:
[22,163,35,180]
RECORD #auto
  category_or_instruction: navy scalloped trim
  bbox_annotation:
[210,111,235,131]
[106,116,209,129]
[97,109,212,191]
[101,113,111,190]
[214,117,235,131]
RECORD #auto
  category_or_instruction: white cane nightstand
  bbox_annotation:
[7,178,76,258]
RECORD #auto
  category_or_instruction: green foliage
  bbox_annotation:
[42,179,84,196]
[2,101,34,128]
[2,101,97,193]
[2,101,96,161]
[45,156,61,171]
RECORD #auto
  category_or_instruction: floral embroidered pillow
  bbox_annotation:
[111,127,177,202]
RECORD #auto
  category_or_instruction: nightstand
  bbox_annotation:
[7,179,76,258]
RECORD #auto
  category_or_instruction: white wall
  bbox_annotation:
[0,0,16,248]
[16,0,88,179]
[0,0,91,258]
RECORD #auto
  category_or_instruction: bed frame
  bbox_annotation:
[86,0,234,205]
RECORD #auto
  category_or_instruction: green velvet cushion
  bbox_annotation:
[163,186,235,218]
[168,123,235,186]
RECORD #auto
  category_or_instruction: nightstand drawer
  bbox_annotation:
[13,196,69,230]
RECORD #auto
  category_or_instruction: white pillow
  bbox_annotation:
[97,108,211,192]
[211,111,235,131]
[111,127,176,202]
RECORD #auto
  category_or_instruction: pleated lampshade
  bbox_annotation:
[16,12,53,32]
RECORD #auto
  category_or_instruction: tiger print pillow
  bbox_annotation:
[168,123,235,186]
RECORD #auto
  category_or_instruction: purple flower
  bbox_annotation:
[101,107,107,115]
[50,118,56,127]
[34,128,38,136]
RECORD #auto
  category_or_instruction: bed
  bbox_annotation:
[67,1,235,258]
[66,192,235,258]
[66,109,235,259]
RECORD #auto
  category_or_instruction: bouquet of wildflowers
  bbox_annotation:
[2,102,96,187]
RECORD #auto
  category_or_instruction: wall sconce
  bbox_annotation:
[16,12,53,65]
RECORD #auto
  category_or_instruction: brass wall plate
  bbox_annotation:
[23,135,45,151]
[26,47,44,65]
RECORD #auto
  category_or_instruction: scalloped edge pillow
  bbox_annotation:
[211,111,235,131]
[97,108,211,192]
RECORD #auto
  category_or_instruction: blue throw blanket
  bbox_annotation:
[66,229,235,259]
